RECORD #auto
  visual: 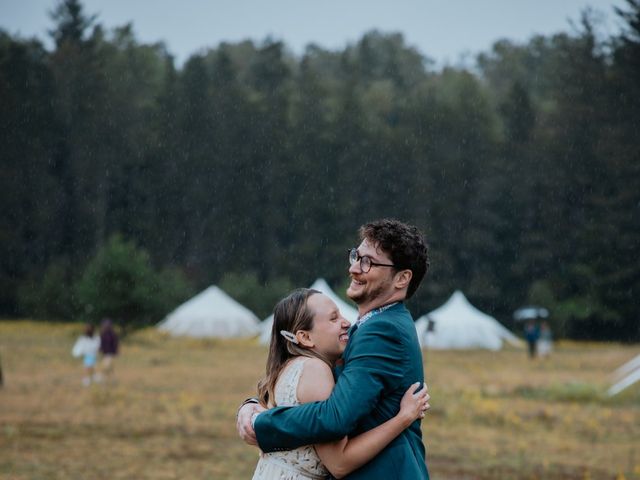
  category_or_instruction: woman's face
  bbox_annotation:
[305,293,351,362]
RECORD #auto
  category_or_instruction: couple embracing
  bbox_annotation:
[237,219,431,479]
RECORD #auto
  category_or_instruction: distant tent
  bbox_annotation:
[414,314,435,347]
[309,278,359,324]
[415,291,522,350]
[259,278,358,345]
[158,286,260,338]
[608,353,640,396]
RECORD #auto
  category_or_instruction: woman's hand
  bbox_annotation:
[398,382,430,426]
[315,381,430,478]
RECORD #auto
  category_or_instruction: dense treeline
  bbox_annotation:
[1,0,638,340]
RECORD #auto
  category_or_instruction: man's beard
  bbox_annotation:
[348,278,392,306]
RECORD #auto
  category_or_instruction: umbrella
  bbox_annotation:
[513,306,549,322]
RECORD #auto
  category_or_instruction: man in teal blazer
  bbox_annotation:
[239,219,430,479]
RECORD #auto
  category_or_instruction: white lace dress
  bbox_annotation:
[251,357,330,480]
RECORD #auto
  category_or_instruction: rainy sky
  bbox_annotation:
[0,0,627,66]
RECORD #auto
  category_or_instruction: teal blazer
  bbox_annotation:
[255,302,429,479]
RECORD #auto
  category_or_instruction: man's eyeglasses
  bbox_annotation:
[348,248,399,273]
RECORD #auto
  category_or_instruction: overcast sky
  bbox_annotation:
[0,0,627,66]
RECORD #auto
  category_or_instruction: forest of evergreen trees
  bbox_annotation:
[1,0,639,340]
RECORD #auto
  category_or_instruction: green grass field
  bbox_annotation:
[0,321,638,480]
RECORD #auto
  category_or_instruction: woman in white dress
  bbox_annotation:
[252,288,429,480]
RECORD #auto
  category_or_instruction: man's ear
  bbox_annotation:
[296,330,314,348]
[394,269,412,290]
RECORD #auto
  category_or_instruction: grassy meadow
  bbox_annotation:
[0,320,638,480]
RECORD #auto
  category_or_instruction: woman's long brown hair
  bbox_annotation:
[256,288,331,407]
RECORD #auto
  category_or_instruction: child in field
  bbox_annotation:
[72,324,101,386]
[98,318,119,383]
[252,288,429,480]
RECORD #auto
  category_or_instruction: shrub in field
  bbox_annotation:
[74,234,193,331]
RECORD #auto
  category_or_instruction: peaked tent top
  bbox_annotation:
[158,285,260,338]
[309,278,358,325]
[418,290,522,350]
[259,278,358,344]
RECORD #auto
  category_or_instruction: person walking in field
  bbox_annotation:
[524,320,540,359]
[98,318,119,383]
[251,288,429,480]
[71,323,101,386]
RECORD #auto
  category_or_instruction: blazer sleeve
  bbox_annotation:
[255,317,407,452]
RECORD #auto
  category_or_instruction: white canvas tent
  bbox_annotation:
[259,315,275,344]
[158,286,260,338]
[608,353,640,396]
[416,291,522,350]
[259,278,358,344]
[309,278,359,324]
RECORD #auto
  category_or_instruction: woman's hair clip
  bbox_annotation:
[280,330,299,344]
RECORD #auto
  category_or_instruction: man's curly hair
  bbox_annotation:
[359,219,429,299]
